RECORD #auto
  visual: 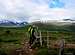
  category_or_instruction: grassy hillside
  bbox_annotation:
[0,25,30,55]
[32,22,75,32]
[0,24,75,55]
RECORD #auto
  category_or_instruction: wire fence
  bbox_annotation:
[26,31,75,55]
[38,31,75,55]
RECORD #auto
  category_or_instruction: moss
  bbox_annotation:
[36,48,49,55]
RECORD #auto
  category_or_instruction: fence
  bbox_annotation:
[26,31,75,55]
[38,31,74,55]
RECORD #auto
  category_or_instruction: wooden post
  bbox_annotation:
[40,31,42,46]
[47,31,49,48]
[59,34,64,55]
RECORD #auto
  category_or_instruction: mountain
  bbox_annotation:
[31,20,75,32]
[0,20,28,27]
[63,19,75,21]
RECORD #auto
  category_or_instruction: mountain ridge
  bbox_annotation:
[0,20,28,27]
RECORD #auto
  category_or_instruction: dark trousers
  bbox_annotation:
[59,48,64,55]
[29,35,36,46]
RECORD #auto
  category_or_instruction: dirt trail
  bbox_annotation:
[9,40,37,55]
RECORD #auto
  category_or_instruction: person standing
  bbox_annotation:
[28,25,38,48]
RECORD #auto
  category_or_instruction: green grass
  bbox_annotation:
[0,25,75,55]
[36,48,75,55]
[36,47,59,55]
[0,25,30,55]
[36,48,49,55]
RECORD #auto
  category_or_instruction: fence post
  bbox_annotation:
[40,31,42,46]
[47,31,49,48]
[59,34,64,55]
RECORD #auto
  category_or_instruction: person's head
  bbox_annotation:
[32,25,38,30]
[32,25,36,28]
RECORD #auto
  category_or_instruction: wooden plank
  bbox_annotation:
[47,31,49,48]
[40,31,42,46]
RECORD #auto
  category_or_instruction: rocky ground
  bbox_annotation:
[10,41,37,55]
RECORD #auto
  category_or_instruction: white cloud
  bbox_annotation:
[0,0,75,23]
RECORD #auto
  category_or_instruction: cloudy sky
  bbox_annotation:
[0,0,75,23]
